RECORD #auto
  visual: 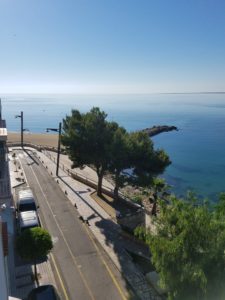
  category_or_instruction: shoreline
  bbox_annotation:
[7,132,58,148]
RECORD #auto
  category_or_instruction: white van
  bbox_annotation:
[17,187,40,233]
[19,210,40,232]
[17,188,38,212]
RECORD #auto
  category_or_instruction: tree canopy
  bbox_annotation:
[62,106,170,199]
[128,131,170,186]
[135,193,225,300]
[107,125,130,199]
[109,129,170,199]
[16,227,53,284]
[62,107,113,196]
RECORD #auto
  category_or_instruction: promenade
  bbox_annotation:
[7,146,161,300]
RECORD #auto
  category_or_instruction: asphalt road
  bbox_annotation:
[16,149,130,300]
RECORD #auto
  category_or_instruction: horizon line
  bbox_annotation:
[1,91,225,96]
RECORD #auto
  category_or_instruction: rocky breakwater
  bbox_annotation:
[142,125,178,137]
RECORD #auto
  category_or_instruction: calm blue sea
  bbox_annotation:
[2,93,225,201]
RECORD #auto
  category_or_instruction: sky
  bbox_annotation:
[0,0,225,94]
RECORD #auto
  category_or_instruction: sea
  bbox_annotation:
[1,93,225,202]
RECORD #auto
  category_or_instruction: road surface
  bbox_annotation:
[16,149,130,300]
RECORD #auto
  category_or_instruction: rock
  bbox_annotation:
[142,125,178,137]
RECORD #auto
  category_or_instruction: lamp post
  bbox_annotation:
[46,122,62,177]
[15,111,23,147]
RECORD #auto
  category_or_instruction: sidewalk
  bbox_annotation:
[10,147,161,300]
[42,149,115,192]
[36,148,161,300]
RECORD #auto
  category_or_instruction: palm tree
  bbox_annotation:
[150,177,170,216]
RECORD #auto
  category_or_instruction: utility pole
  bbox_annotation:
[56,122,62,177]
[21,111,23,147]
[46,122,62,176]
[15,111,24,147]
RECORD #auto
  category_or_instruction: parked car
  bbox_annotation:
[18,210,40,233]
[17,188,38,212]
[27,285,60,300]
[16,187,40,233]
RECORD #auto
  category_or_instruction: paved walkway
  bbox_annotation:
[42,149,115,191]
[9,147,162,300]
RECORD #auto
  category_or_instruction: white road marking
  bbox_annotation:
[28,158,96,300]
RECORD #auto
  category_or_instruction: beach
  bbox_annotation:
[7,132,58,148]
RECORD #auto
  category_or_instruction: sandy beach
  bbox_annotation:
[7,132,58,148]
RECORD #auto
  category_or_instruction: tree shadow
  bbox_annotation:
[23,148,39,166]
[59,176,105,219]
[58,174,161,298]
[96,192,139,217]
[54,166,162,298]
[94,217,162,300]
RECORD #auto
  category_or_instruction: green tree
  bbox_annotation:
[62,107,115,196]
[108,126,131,200]
[135,194,225,300]
[62,107,170,200]
[109,130,170,201]
[128,131,170,182]
[150,177,170,216]
[16,227,53,285]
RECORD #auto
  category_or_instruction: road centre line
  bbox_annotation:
[28,161,95,300]
[22,150,128,300]
[82,224,128,300]
[50,253,70,300]
[37,213,70,300]
[38,154,128,300]
[17,153,71,300]
[38,152,128,299]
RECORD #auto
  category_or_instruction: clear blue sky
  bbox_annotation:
[0,0,225,94]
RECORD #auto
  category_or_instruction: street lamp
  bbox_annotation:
[46,122,62,177]
[15,111,23,147]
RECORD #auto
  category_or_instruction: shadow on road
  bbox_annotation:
[94,218,161,300]
[59,176,106,219]
[23,148,40,166]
